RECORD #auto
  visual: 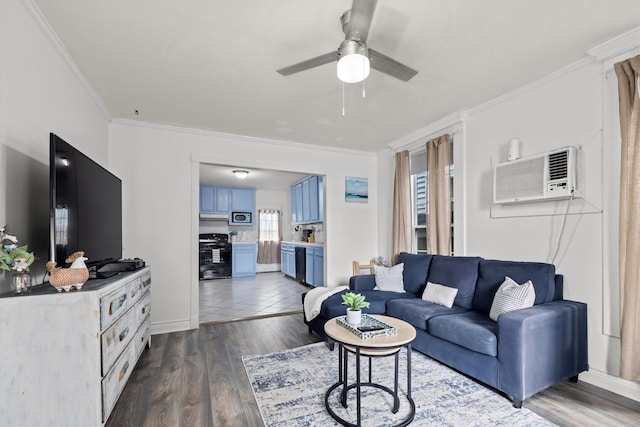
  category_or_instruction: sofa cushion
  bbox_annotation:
[426,255,482,310]
[422,282,458,308]
[473,259,555,313]
[386,298,467,331]
[319,290,414,319]
[397,252,433,296]
[489,276,536,321]
[373,263,405,293]
[428,311,499,357]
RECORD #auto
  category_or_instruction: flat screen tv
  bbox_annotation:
[49,133,122,268]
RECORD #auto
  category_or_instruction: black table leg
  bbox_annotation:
[356,347,361,427]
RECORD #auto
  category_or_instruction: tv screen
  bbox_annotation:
[49,133,122,267]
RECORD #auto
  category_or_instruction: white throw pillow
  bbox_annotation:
[422,282,458,308]
[489,276,536,321]
[373,263,405,293]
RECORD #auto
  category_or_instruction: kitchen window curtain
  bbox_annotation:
[392,150,412,262]
[257,210,281,264]
[614,55,640,381]
[426,134,452,255]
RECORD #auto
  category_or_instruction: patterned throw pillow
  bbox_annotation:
[373,263,405,293]
[422,282,458,308]
[489,276,536,321]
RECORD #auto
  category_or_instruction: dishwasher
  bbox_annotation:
[295,246,306,284]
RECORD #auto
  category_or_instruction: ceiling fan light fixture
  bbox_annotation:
[337,40,370,83]
[232,169,249,179]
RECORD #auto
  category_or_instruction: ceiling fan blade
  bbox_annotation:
[368,48,418,82]
[342,0,378,42]
[276,51,338,76]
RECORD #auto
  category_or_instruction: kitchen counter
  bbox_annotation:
[281,240,324,248]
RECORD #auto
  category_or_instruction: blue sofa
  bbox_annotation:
[303,252,588,407]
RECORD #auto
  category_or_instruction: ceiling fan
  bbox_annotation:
[276,0,418,83]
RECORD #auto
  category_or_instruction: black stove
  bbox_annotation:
[199,233,231,279]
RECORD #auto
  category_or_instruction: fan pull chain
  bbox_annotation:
[362,59,366,98]
[342,81,345,116]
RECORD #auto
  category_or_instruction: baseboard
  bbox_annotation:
[150,319,193,335]
[580,368,640,402]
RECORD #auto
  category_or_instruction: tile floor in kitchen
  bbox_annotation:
[199,271,311,324]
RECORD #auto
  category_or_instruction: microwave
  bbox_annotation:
[231,212,252,224]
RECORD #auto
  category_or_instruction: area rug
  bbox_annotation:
[242,342,555,427]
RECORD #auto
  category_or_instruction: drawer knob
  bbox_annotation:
[109,294,127,315]
[119,361,130,381]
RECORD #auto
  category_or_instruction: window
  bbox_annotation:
[410,140,454,255]
[258,210,280,242]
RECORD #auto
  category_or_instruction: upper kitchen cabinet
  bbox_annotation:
[291,175,323,224]
[229,186,256,225]
[200,185,230,214]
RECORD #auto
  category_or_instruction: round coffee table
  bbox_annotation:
[324,314,417,427]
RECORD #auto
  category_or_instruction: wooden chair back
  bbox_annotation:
[352,260,375,276]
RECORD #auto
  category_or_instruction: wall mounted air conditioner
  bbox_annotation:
[493,146,580,204]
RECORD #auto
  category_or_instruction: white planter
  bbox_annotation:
[346,309,362,325]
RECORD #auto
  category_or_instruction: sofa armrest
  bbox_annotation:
[497,300,588,403]
[349,275,376,291]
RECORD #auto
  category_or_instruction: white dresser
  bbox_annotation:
[0,267,151,426]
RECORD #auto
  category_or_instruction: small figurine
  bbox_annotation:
[47,251,90,292]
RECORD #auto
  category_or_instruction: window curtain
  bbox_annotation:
[614,55,640,381]
[392,150,412,261]
[426,134,451,255]
[257,210,281,264]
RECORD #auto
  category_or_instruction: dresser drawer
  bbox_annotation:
[141,271,151,291]
[127,277,143,307]
[102,342,136,422]
[101,307,135,375]
[135,291,151,331]
[100,286,129,331]
[134,317,151,356]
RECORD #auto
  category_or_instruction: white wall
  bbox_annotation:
[108,121,378,333]
[0,0,109,292]
[379,46,640,401]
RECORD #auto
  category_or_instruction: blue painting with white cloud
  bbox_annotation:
[345,177,368,203]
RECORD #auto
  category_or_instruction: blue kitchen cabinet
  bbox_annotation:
[313,247,324,287]
[302,178,311,222]
[232,243,257,277]
[305,248,314,285]
[200,185,215,213]
[290,186,298,224]
[229,187,255,225]
[281,244,296,278]
[304,246,324,287]
[291,176,323,225]
[200,185,230,214]
[293,183,303,224]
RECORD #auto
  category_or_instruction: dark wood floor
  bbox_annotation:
[107,314,640,427]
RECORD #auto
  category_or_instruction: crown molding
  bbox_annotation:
[25,0,111,120]
[387,111,466,152]
[110,118,377,157]
[587,27,640,62]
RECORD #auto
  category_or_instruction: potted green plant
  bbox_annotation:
[341,292,370,325]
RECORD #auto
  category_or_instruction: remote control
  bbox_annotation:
[357,326,384,332]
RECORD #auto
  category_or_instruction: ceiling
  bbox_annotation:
[199,164,309,189]
[34,0,640,153]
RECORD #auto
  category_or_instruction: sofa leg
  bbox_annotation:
[512,399,522,409]
[326,340,335,351]
[568,374,579,383]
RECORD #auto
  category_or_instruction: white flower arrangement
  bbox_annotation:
[373,256,391,267]
[0,226,35,272]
